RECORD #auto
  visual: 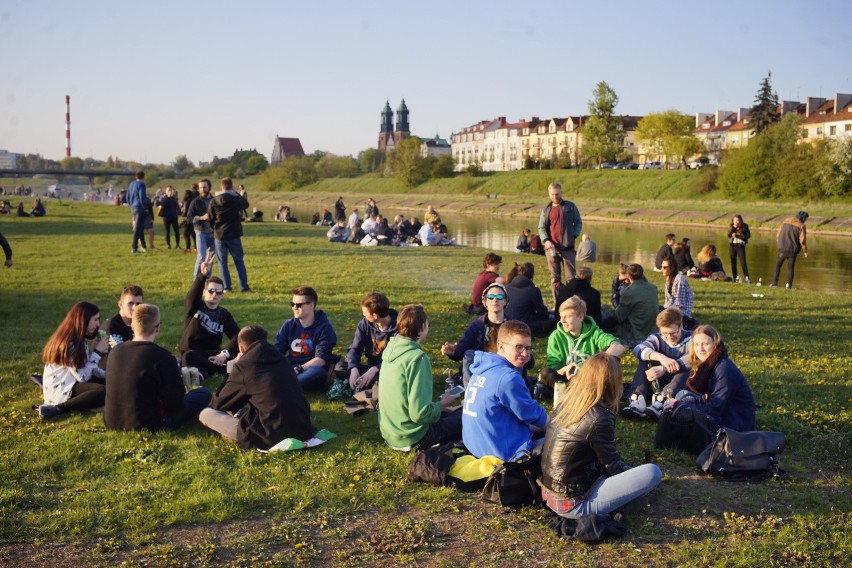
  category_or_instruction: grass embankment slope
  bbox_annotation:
[0,202,849,566]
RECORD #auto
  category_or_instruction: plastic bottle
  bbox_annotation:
[756,277,763,286]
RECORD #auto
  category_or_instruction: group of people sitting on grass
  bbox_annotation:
[1,198,46,217]
[35,235,756,522]
[324,202,454,247]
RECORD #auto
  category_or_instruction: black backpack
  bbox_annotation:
[654,403,713,455]
[696,428,787,481]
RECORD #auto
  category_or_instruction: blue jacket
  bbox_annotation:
[274,310,337,368]
[463,351,548,460]
[127,179,150,212]
[698,357,756,432]
[345,309,398,369]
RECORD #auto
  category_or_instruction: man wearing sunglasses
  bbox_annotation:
[179,251,241,379]
[274,286,338,391]
[462,320,548,461]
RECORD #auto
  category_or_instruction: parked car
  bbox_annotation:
[687,157,710,169]
[625,163,640,169]
[641,161,662,170]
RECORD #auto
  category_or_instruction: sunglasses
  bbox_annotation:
[206,288,224,296]
[290,301,309,308]
[486,293,506,301]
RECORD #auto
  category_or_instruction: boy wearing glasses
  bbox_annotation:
[274,286,338,390]
[179,251,241,379]
[622,308,692,419]
[462,320,548,461]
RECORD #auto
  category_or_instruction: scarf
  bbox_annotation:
[686,342,728,397]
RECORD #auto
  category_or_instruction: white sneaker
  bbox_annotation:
[621,394,646,419]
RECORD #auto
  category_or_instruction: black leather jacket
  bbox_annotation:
[540,404,630,498]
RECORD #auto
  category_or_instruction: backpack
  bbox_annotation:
[654,403,713,454]
[696,428,787,481]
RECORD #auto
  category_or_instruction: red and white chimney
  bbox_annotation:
[65,95,71,158]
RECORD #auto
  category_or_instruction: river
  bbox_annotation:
[280,203,852,295]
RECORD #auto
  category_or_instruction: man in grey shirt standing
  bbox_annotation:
[187,178,215,279]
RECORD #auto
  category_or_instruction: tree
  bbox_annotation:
[60,156,85,170]
[172,154,194,172]
[749,71,780,135]
[256,156,318,191]
[430,155,455,178]
[358,148,385,173]
[581,81,622,166]
[386,136,424,187]
[315,154,358,178]
[636,110,704,167]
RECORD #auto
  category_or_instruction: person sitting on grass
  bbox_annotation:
[661,258,695,321]
[654,233,675,271]
[540,353,662,519]
[696,244,731,281]
[612,263,658,346]
[621,308,692,420]
[200,325,316,450]
[674,237,696,274]
[36,301,109,420]
[179,251,240,380]
[98,283,144,369]
[462,320,548,461]
[504,262,556,338]
[104,304,212,431]
[326,219,349,243]
[667,325,756,432]
[344,292,399,392]
[274,286,338,391]
[540,296,625,389]
[30,198,46,217]
[378,304,463,452]
[443,282,535,388]
[467,252,503,315]
[555,266,603,327]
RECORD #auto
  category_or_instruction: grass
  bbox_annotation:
[0,199,851,566]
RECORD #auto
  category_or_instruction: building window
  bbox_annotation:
[829,126,836,135]
[846,124,851,131]
[816,127,823,135]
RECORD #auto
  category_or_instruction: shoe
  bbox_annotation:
[140,248,147,253]
[644,406,661,421]
[735,276,741,283]
[769,283,778,288]
[744,277,751,284]
[37,404,61,420]
[30,373,44,387]
[132,249,139,254]
[620,394,646,419]
[240,287,251,293]
[786,283,792,289]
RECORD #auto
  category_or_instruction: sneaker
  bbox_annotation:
[38,404,61,420]
[744,277,751,284]
[140,248,147,253]
[769,283,778,288]
[620,394,646,419]
[30,373,44,387]
[786,283,792,289]
[132,249,139,254]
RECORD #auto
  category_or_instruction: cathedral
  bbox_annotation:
[377,99,410,152]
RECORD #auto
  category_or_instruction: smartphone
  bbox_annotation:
[447,385,465,396]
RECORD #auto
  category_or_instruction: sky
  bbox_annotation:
[2,0,851,165]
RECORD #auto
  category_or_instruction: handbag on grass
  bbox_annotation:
[481,447,542,507]
[696,428,787,481]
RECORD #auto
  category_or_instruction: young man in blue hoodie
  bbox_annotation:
[345,292,398,391]
[274,286,338,391]
[462,320,548,461]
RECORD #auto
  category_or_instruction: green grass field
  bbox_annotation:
[0,200,850,566]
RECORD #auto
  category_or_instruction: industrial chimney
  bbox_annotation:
[65,95,71,158]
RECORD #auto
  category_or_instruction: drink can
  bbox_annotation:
[97,330,108,340]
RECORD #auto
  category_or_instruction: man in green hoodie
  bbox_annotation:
[541,296,625,387]
[378,304,462,451]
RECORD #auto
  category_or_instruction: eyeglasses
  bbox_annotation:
[485,294,506,301]
[206,288,224,296]
[290,302,309,308]
[504,343,532,354]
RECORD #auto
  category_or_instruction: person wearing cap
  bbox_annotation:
[771,211,809,289]
[442,282,535,388]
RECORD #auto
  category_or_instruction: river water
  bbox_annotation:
[282,203,851,295]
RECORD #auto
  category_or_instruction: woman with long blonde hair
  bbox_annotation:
[695,243,729,280]
[37,302,109,419]
[540,353,661,518]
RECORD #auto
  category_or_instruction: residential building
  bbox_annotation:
[0,150,17,169]
[420,135,451,158]
[800,93,852,142]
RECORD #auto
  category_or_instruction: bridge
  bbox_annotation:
[0,168,137,192]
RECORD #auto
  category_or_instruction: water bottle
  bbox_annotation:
[533,380,545,400]
[553,380,567,408]
[756,277,763,287]
[444,368,456,391]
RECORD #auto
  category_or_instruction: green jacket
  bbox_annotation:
[547,316,620,370]
[614,279,659,342]
[378,335,442,449]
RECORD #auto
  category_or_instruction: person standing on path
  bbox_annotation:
[538,182,583,304]
[771,211,808,289]
[127,170,150,254]
[209,178,250,292]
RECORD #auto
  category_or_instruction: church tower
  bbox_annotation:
[378,100,394,151]
[394,98,411,145]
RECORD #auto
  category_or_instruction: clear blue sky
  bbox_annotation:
[2,0,850,165]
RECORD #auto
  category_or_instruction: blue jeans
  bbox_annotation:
[162,387,212,430]
[131,209,148,251]
[214,237,249,291]
[560,463,662,519]
[193,231,215,279]
[297,365,328,391]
